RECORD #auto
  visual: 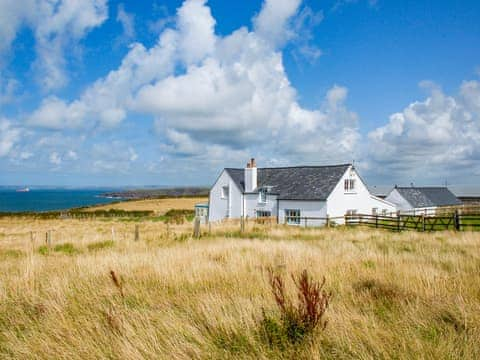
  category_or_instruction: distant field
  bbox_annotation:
[84,197,208,214]
[0,201,479,359]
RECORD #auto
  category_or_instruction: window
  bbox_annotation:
[382,209,388,216]
[346,209,357,216]
[221,186,229,199]
[344,179,356,192]
[372,207,378,215]
[256,210,271,218]
[285,209,301,225]
[259,188,267,203]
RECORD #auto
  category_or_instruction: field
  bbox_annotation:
[0,200,479,359]
[84,197,208,214]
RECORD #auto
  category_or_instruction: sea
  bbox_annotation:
[0,188,120,213]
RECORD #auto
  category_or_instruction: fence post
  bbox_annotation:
[305,217,307,228]
[375,215,378,228]
[45,231,52,248]
[240,216,245,233]
[397,213,400,232]
[326,215,330,228]
[134,225,140,241]
[193,217,201,238]
[454,210,460,231]
[421,215,425,232]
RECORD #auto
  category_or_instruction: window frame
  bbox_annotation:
[221,186,229,199]
[258,188,267,204]
[256,210,272,218]
[285,209,301,225]
[344,178,356,192]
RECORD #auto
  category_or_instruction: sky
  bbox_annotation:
[0,0,479,187]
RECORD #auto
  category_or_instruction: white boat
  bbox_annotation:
[16,187,30,192]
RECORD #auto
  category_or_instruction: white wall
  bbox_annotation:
[278,200,327,226]
[327,166,397,221]
[244,193,278,219]
[208,170,242,222]
[385,189,412,211]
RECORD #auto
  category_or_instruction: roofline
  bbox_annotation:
[395,186,453,190]
[278,198,327,201]
[224,163,352,171]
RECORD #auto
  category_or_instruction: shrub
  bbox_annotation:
[260,269,331,346]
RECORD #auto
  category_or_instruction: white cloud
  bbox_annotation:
[0,0,108,91]
[90,142,139,173]
[66,150,78,160]
[176,0,216,64]
[26,0,359,167]
[49,151,62,165]
[253,0,302,48]
[368,80,480,181]
[0,119,22,157]
[116,4,135,44]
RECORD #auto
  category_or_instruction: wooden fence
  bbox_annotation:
[346,212,480,231]
[283,211,480,232]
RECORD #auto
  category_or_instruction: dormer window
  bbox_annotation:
[344,179,355,192]
[259,187,267,203]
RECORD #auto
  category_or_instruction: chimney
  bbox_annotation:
[244,158,257,192]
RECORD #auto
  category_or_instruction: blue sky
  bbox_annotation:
[0,0,479,187]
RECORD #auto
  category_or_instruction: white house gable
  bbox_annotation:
[208,170,242,222]
[327,166,396,218]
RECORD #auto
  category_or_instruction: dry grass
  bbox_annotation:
[0,213,479,359]
[84,197,208,214]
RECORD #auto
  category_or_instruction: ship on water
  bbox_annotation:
[16,187,30,192]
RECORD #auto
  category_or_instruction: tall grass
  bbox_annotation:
[0,216,479,359]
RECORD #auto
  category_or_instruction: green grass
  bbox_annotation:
[87,240,115,251]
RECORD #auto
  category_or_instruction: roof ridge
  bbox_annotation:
[225,164,351,171]
[397,186,449,189]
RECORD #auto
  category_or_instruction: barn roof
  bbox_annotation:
[394,187,462,208]
[225,164,351,200]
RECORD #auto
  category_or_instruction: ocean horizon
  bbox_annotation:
[0,188,120,213]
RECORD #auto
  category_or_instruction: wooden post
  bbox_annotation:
[45,231,52,248]
[326,215,330,228]
[422,215,426,232]
[397,213,400,232]
[240,216,245,233]
[305,217,307,228]
[193,218,201,238]
[454,210,460,231]
[134,225,139,241]
[375,215,378,228]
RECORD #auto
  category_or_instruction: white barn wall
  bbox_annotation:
[327,166,396,220]
[278,200,327,226]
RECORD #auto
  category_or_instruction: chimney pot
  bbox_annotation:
[251,158,256,168]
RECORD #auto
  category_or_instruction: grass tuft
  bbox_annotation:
[87,240,114,251]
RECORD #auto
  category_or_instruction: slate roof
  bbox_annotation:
[225,164,351,200]
[395,187,462,208]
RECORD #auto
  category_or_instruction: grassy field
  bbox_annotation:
[0,204,479,359]
[84,197,208,214]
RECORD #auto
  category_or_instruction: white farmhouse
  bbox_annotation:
[208,158,396,225]
[385,186,461,215]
